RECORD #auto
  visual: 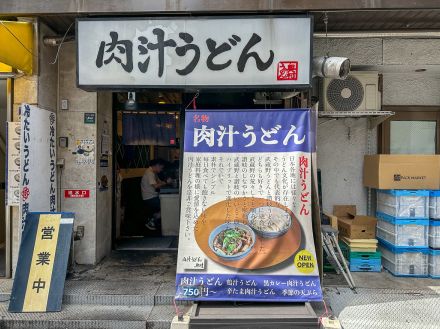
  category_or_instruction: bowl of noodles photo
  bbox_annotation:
[208,223,255,261]
[247,206,292,239]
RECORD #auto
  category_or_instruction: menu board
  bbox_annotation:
[175,109,322,302]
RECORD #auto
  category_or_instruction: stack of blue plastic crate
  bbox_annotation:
[376,190,430,277]
[428,191,440,278]
[339,241,381,272]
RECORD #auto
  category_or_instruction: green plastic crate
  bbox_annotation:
[339,241,350,260]
[350,251,381,260]
[339,241,381,261]
[323,263,336,272]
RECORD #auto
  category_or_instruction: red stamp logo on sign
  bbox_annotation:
[65,190,90,198]
[277,61,298,80]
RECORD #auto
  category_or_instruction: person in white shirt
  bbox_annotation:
[141,159,171,231]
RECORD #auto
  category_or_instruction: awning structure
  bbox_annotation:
[0,62,12,72]
[0,21,33,74]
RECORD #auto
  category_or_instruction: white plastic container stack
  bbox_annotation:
[377,190,429,219]
[429,249,440,278]
[429,220,440,249]
[429,191,440,219]
[379,240,429,277]
[428,192,440,279]
[376,214,428,247]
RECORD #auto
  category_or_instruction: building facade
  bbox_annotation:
[1,1,440,275]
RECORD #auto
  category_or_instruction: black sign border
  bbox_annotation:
[76,14,313,91]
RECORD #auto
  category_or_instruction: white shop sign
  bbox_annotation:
[77,16,311,89]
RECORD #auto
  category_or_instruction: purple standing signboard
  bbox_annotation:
[175,109,322,302]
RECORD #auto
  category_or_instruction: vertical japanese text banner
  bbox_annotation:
[20,104,57,232]
[176,109,322,302]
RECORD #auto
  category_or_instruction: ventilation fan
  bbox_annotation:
[323,71,380,112]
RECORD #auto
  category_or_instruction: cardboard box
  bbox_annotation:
[363,154,440,190]
[334,205,377,239]
[323,212,338,231]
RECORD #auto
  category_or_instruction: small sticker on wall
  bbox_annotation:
[84,113,96,124]
[65,190,90,198]
[72,139,95,165]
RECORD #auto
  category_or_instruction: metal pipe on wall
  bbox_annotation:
[314,30,440,38]
[43,30,440,47]
[5,78,12,278]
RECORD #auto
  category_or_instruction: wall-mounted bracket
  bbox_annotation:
[318,111,395,130]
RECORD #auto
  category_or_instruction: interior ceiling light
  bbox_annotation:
[126,92,136,106]
[158,92,166,104]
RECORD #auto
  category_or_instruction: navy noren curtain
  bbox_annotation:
[122,113,176,146]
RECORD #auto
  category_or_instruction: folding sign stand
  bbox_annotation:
[189,302,319,329]
[321,225,356,290]
[9,212,75,313]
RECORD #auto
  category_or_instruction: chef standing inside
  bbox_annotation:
[141,159,171,231]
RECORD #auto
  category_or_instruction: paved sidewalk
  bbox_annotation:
[323,271,440,329]
[0,251,189,329]
[0,251,439,328]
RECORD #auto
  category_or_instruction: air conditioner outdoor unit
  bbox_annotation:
[323,71,381,112]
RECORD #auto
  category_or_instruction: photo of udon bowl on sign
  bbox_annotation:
[209,223,255,261]
[247,206,292,239]
[194,197,302,270]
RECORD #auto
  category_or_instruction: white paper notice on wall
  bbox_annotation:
[101,134,110,155]
[6,122,21,206]
[20,104,57,231]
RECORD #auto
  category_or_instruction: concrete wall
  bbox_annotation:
[313,37,440,215]
[38,23,58,112]
[57,42,98,264]
[95,92,113,262]
[57,43,113,265]
[12,25,114,266]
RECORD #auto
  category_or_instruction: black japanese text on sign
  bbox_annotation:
[77,16,311,88]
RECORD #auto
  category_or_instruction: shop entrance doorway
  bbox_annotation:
[111,91,281,250]
[112,92,182,250]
